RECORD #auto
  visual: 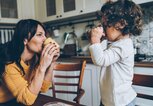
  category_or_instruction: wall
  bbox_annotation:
[50,21,100,56]
[50,4,153,56]
[132,4,153,55]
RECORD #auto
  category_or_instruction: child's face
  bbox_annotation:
[105,26,123,41]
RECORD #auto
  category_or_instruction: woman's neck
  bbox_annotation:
[21,48,34,65]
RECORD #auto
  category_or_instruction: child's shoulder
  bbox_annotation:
[112,38,134,56]
[113,38,132,47]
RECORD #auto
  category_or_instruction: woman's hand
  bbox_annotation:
[52,47,60,62]
[53,53,60,62]
[90,27,105,44]
[39,44,58,72]
[44,61,57,82]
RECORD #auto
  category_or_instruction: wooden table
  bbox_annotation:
[32,94,84,106]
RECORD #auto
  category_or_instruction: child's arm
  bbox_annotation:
[89,43,122,66]
[89,42,133,66]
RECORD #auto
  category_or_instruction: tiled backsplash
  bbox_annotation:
[50,3,153,57]
[132,4,153,55]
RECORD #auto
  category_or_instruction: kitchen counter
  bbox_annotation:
[134,62,153,68]
[58,56,92,63]
[58,56,153,68]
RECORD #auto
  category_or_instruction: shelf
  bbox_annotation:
[44,11,99,28]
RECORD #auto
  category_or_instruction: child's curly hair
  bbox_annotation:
[101,0,143,36]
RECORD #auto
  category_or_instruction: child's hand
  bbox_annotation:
[90,27,105,44]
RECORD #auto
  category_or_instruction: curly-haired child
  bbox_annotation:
[89,0,143,106]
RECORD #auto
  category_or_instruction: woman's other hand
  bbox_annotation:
[39,44,58,72]
[52,46,60,62]
[44,61,57,82]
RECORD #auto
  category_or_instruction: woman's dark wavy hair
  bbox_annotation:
[101,0,143,36]
[0,19,46,78]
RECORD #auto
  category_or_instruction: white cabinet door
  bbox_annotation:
[100,0,153,4]
[35,0,60,22]
[34,0,44,22]
[82,0,102,14]
[35,0,83,22]
[132,0,153,4]
[133,67,153,106]
[0,0,20,24]
[80,64,101,106]
[0,0,35,24]
[19,0,35,19]
[59,0,83,20]
[35,0,102,23]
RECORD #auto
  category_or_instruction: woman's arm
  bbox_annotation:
[3,44,58,105]
[40,62,55,92]
[28,44,58,94]
[41,48,60,92]
[3,66,37,105]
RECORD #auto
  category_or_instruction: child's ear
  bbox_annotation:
[115,19,127,29]
[24,39,28,45]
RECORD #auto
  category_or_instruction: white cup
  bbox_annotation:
[53,29,60,37]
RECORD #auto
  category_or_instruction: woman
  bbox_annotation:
[0,19,60,106]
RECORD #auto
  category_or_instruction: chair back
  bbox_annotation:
[133,74,153,105]
[51,60,86,104]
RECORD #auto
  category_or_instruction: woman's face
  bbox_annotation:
[105,26,122,41]
[26,25,46,53]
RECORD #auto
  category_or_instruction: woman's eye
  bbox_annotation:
[37,33,42,36]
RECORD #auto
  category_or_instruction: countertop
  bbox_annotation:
[58,56,153,68]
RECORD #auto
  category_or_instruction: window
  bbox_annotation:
[46,0,56,16]
[0,0,18,18]
[63,0,75,12]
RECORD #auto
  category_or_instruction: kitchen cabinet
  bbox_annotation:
[35,0,102,23]
[19,0,35,20]
[81,65,153,106]
[100,0,153,4]
[41,57,153,106]
[35,0,82,22]
[0,0,35,24]
[0,0,19,23]
[133,66,153,106]
[82,0,102,14]
[132,0,153,4]
[80,64,101,106]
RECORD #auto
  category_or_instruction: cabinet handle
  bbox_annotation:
[80,10,83,13]
[56,16,59,18]
[59,15,62,17]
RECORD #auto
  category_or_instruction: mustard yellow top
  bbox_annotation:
[0,59,51,105]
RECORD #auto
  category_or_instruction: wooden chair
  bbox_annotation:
[133,74,153,105]
[51,60,86,104]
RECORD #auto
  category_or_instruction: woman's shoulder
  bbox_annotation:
[4,62,21,74]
